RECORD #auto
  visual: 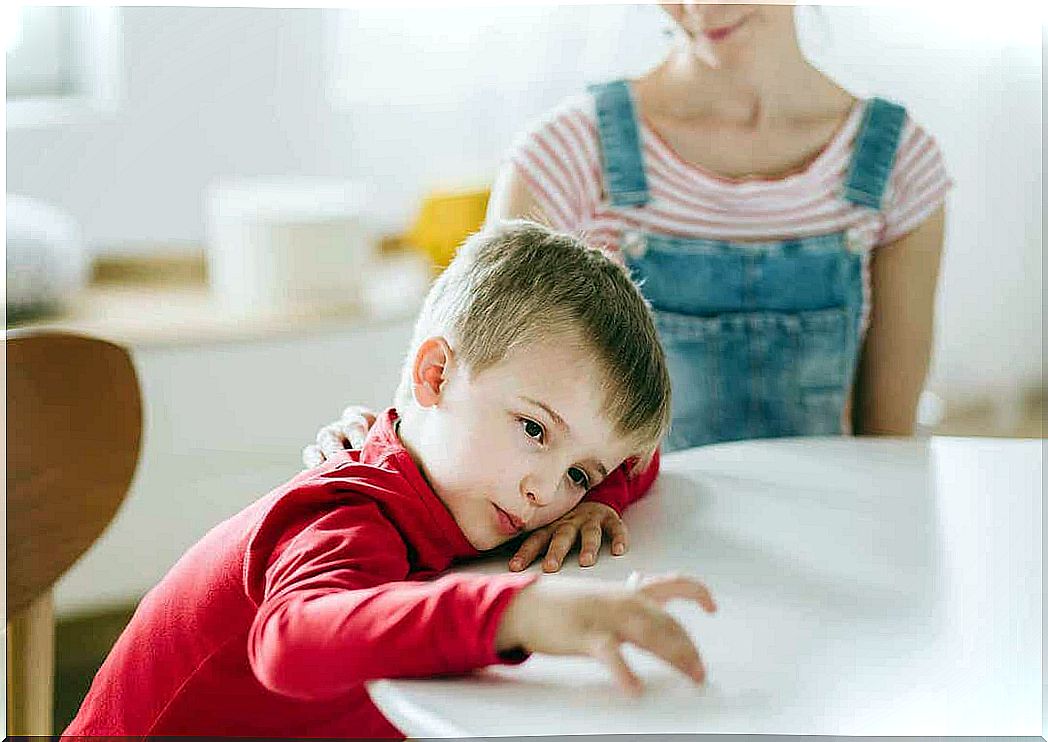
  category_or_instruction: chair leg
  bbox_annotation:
[6,591,54,736]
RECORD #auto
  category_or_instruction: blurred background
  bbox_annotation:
[4,3,1043,730]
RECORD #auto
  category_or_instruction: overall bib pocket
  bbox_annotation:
[626,234,864,449]
[588,83,904,449]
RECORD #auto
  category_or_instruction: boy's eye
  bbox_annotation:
[521,418,544,441]
[567,466,590,490]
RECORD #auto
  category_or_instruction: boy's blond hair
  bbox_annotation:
[397,220,671,460]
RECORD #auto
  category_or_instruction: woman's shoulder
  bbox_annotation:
[513,92,597,145]
[861,97,941,147]
[873,100,952,242]
[873,100,948,179]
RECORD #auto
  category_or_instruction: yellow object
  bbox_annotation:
[408,187,490,271]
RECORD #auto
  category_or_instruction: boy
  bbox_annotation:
[65,221,716,737]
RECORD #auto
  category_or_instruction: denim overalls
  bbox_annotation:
[589,80,907,451]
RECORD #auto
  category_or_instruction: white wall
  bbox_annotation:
[8,8,364,245]
[802,6,1043,402]
[7,5,1042,401]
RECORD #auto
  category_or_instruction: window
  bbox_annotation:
[6,5,124,128]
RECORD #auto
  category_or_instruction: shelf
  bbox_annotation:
[9,250,430,349]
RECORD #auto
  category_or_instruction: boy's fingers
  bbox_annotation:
[605,515,629,556]
[302,444,324,469]
[638,576,717,613]
[508,528,552,571]
[543,523,579,572]
[589,634,643,697]
[578,522,603,567]
[618,603,706,684]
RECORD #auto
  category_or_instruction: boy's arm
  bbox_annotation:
[581,448,661,516]
[245,501,536,701]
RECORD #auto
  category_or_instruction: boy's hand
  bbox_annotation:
[302,406,377,468]
[508,502,627,573]
[496,573,716,695]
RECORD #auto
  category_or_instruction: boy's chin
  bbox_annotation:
[467,530,525,554]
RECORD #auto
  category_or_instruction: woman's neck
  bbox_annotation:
[637,32,841,128]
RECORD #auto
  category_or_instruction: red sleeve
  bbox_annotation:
[246,500,537,701]
[581,448,661,516]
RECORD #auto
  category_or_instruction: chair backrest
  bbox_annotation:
[6,330,143,619]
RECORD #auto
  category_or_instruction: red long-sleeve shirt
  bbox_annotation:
[65,408,657,738]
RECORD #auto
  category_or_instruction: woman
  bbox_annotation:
[306,3,950,572]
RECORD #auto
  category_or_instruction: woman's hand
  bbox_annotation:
[495,573,716,695]
[301,406,377,468]
[508,502,629,574]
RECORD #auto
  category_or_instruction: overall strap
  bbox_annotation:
[587,80,651,207]
[841,97,907,210]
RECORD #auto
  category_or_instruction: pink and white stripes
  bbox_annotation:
[506,94,952,256]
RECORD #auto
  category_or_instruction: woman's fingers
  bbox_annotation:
[589,633,642,697]
[340,420,370,450]
[543,523,580,573]
[340,405,376,426]
[301,444,324,469]
[638,575,717,613]
[578,521,604,567]
[304,407,377,469]
[338,406,376,449]
[316,423,349,457]
[508,527,553,571]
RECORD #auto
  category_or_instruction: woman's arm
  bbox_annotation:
[485,162,555,226]
[852,206,946,435]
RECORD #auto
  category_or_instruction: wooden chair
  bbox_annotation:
[6,330,142,735]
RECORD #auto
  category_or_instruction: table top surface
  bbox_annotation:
[368,436,1043,737]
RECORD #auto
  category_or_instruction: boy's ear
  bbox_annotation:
[411,336,453,407]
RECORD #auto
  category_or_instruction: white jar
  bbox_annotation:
[205,178,376,317]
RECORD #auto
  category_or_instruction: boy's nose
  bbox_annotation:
[521,473,556,508]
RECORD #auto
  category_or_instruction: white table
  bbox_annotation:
[368,437,1043,737]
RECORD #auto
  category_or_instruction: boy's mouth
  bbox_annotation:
[492,503,525,535]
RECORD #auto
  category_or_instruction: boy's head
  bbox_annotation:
[396,220,670,550]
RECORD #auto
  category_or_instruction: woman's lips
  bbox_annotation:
[493,504,525,536]
[704,17,746,42]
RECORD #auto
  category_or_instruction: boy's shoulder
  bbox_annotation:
[246,436,460,563]
[258,449,420,536]
[242,453,422,599]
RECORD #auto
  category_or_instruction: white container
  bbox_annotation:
[6,193,89,316]
[205,178,375,316]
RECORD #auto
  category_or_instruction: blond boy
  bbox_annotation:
[66,221,715,737]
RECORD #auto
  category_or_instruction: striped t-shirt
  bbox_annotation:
[505,92,952,256]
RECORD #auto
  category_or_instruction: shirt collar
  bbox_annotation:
[361,408,480,560]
